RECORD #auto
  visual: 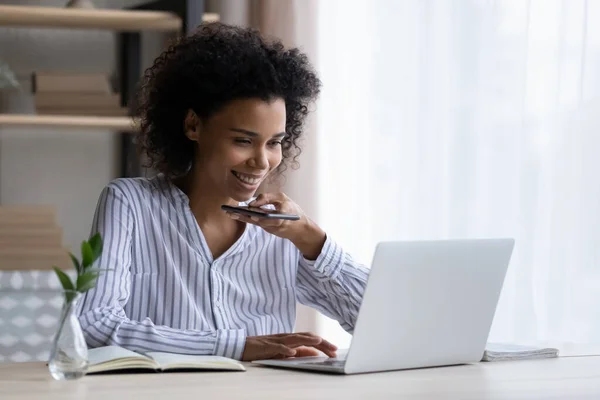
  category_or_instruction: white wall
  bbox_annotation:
[0,0,165,253]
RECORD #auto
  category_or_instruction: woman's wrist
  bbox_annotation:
[291,218,327,260]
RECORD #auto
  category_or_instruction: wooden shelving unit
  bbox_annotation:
[0,2,212,364]
[0,3,217,133]
[0,114,137,132]
[0,4,218,32]
[0,1,211,264]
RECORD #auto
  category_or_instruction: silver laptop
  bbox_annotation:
[254,238,515,374]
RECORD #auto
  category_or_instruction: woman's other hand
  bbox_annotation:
[241,332,338,361]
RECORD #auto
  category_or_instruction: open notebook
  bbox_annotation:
[87,346,245,374]
[482,343,559,362]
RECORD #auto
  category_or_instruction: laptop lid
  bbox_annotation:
[344,238,514,374]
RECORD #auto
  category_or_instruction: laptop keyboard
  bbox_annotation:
[305,359,346,368]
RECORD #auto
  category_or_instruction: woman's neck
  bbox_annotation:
[175,170,237,225]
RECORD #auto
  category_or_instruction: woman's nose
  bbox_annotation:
[250,147,269,169]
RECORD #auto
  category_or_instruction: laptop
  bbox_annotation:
[253,238,515,374]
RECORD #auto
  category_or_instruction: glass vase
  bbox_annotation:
[48,291,89,380]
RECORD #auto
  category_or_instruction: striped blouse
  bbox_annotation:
[77,174,369,360]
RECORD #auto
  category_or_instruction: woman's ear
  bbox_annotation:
[184,109,200,141]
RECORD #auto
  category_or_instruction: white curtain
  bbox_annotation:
[316,0,600,351]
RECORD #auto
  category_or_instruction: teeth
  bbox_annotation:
[233,171,261,185]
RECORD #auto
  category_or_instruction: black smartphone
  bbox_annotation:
[221,205,300,221]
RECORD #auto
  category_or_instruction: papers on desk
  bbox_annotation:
[482,343,559,362]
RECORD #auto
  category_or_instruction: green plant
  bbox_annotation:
[53,233,105,303]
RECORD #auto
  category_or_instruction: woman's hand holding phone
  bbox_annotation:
[220,205,300,220]
[224,192,327,260]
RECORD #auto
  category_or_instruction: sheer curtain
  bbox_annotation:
[316,0,600,351]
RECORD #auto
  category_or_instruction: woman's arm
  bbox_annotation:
[225,192,370,332]
[295,234,369,332]
[77,183,246,359]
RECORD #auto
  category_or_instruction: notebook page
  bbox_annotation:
[146,352,245,371]
[88,346,152,366]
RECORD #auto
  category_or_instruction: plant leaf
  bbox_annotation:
[53,266,74,292]
[69,252,81,274]
[76,270,100,293]
[81,241,94,270]
[88,233,103,261]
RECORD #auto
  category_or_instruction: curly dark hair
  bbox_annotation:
[135,22,321,178]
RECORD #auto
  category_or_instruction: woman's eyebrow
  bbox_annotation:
[230,128,258,136]
[229,128,286,138]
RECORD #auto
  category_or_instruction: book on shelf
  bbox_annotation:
[87,346,246,374]
[0,205,69,271]
[34,92,121,109]
[0,248,70,270]
[482,343,559,362]
[35,107,129,117]
[32,72,127,117]
[32,72,112,94]
[0,227,63,247]
[0,206,56,226]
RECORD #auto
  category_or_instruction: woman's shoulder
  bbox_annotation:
[101,175,170,205]
[105,176,157,195]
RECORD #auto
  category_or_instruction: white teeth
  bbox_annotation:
[233,171,261,185]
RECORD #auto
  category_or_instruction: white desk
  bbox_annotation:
[1,357,600,399]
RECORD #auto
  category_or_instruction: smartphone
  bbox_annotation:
[221,205,300,221]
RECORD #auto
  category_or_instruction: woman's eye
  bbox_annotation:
[234,138,252,145]
[268,141,282,147]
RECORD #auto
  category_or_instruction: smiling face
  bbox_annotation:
[185,98,286,202]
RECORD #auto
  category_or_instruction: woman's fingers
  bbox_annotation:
[269,332,336,348]
[242,334,338,361]
[225,212,257,224]
[227,212,246,222]
[270,343,297,357]
[226,212,283,228]
[276,333,323,347]
[292,346,322,358]
[317,337,338,352]
[289,332,338,352]
[313,342,338,358]
[271,333,338,358]
[249,217,283,227]
[249,192,287,207]
[293,334,337,357]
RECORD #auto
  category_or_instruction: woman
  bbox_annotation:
[78,22,369,361]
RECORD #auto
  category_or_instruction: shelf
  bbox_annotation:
[0,114,137,132]
[0,5,219,32]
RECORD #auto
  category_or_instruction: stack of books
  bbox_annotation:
[32,72,128,116]
[0,206,70,270]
